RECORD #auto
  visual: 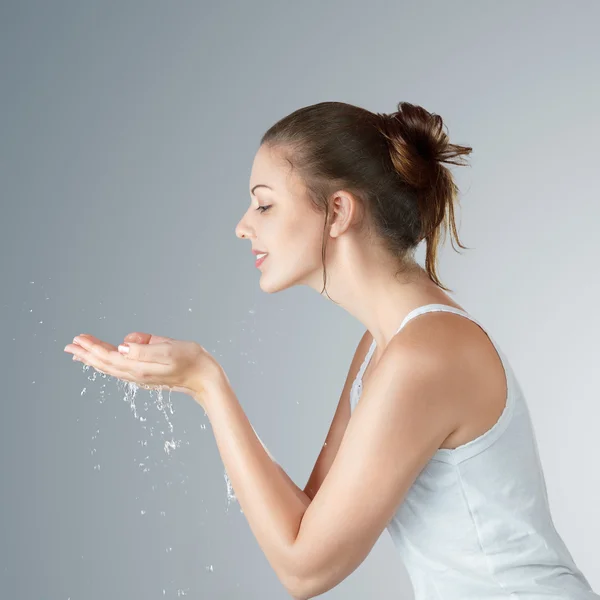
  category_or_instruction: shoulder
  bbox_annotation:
[377,310,506,448]
[375,312,489,414]
[387,309,480,365]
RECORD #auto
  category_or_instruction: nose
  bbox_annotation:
[235,209,254,240]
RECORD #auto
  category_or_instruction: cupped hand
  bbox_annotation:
[64,332,223,404]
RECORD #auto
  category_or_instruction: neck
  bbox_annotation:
[308,243,454,352]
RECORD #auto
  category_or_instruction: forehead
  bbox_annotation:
[249,145,293,193]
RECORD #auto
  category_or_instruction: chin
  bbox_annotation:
[259,278,292,294]
[258,269,302,294]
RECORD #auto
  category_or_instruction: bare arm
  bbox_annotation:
[197,330,371,595]
[253,330,372,509]
[303,330,372,500]
[250,424,312,510]
[197,327,459,599]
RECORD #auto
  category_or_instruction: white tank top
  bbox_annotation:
[350,304,598,599]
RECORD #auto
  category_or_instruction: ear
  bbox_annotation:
[329,191,359,238]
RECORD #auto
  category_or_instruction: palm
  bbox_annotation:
[123,332,196,395]
[70,332,212,400]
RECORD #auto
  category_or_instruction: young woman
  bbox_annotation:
[66,101,598,599]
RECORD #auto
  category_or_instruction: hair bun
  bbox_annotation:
[378,103,447,161]
[375,102,471,189]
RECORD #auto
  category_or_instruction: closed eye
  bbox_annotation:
[256,205,271,213]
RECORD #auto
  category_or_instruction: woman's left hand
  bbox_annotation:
[64,332,224,404]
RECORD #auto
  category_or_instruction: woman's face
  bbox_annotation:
[235,145,327,293]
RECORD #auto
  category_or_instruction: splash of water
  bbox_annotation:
[224,470,237,511]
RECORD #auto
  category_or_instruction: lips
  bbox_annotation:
[255,253,268,267]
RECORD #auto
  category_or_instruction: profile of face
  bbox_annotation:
[235,144,328,294]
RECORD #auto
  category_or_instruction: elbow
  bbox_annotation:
[282,568,334,600]
[282,571,309,600]
[284,577,313,600]
[282,565,322,600]
[280,542,343,598]
[272,556,309,599]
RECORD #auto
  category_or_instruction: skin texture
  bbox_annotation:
[66,143,508,599]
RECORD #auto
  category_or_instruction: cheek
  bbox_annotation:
[285,219,324,259]
[269,206,325,258]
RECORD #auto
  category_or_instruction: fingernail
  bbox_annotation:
[118,344,129,354]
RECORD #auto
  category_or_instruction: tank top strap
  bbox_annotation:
[393,303,507,372]
[356,338,377,381]
[394,303,479,335]
[356,304,474,385]
[362,304,480,376]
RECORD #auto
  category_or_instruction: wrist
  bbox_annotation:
[191,362,230,408]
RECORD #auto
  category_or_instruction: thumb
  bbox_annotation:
[117,340,173,363]
[117,341,146,360]
[124,332,151,344]
[124,332,173,345]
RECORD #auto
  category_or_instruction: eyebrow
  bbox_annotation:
[250,184,273,196]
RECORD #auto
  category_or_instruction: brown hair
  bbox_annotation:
[259,101,473,296]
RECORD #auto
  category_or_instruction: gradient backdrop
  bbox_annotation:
[1,1,599,598]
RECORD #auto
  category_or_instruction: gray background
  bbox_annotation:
[1,1,599,598]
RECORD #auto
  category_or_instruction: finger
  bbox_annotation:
[123,332,172,345]
[147,334,174,345]
[117,341,172,364]
[65,336,116,357]
[74,351,155,385]
[76,334,118,353]
[69,336,123,365]
[69,343,132,374]
[124,332,152,344]
[70,340,176,393]
[68,338,171,385]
